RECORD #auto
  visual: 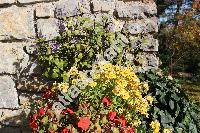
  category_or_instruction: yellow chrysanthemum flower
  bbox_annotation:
[132,119,142,127]
[150,120,160,133]
[58,82,69,93]
[145,95,154,104]
[163,129,172,133]
[88,81,97,88]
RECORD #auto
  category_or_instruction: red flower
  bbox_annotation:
[42,90,53,100]
[102,97,112,106]
[47,103,53,109]
[119,115,126,127]
[33,114,38,120]
[39,107,45,116]
[109,111,117,121]
[77,117,90,131]
[113,118,120,125]
[62,108,74,115]
[30,120,37,130]
[61,128,69,133]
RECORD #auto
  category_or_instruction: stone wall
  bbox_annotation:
[0,0,158,132]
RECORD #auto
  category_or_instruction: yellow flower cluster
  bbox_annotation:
[132,119,142,127]
[163,129,172,133]
[88,81,97,88]
[150,120,160,133]
[51,82,69,93]
[53,62,153,117]
[93,63,153,116]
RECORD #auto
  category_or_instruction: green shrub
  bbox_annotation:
[139,71,200,133]
[35,16,135,82]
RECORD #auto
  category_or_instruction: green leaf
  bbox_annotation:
[169,100,174,110]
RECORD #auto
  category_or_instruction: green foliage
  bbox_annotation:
[35,16,133,82]
[158,6,200,76]
[139,71,200,132]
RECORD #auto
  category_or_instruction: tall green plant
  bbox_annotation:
[35,16,133,82]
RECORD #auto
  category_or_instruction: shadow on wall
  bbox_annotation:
[0,110,32,133]
[0,17,67,133]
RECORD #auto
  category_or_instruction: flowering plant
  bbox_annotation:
[29,63,171,133]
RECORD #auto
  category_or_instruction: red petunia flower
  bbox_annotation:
[47,103,53,109]
[61,128,69,133]
[42,90,53,100]
[108,111,117,121]
[30,120,37,130]
[119,115,126,127]
[77,117,90,131]
[39,107,45,116]
[62,108,74,115]
[113,118,120,125]
[102,97,112,106]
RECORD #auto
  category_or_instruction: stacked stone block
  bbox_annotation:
[0,0,159,132]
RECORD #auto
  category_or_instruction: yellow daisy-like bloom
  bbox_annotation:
[58,82,69,93]
[105,71,116,79]
[163,129,172,133]
[121,92,130,100]
[112,86,121,96]
[143,82,149,92]
[93,73,101,79]
[102,63,112,71]
[145,95,154,104]
[150,120,160,133]
[88,81,97,88]
[68,66,78,76]
[132,119,142,127]
[71,79,77,85]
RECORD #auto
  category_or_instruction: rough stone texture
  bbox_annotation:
[0,6,35,40]
[92,0,115,12]
[35,3,55,18]
[37,18,59,40]
[124,17,158,35]
[0,76,19,108]
[55,0,90,18]
[0,43,31,74]
[130,34,159,51]
[18,0,55,4]
[141,35,159,51]
[116,1,156,19]
[0,0,15,4]
[136,53,159,73]
[0,108,31,133]
[116,1,145,19]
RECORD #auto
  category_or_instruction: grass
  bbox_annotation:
[179,79,200,106]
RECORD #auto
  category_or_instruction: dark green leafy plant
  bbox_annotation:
[139,71,200,133]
